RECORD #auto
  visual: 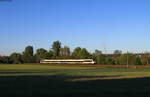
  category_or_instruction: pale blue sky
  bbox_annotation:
[0,0,150,55]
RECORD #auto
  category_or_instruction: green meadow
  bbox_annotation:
[1,64,150,97]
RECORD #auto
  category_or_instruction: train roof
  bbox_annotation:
[41,59,94,61]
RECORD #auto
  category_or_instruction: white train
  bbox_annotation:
[40,59,95,64]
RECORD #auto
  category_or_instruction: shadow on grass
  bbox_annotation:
[0,75,150,97]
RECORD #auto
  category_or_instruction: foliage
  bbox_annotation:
[1,41,150,65]
[118,53,136,65]
[80,48,90,59]
[113,50,122,54]
[93,50,106,64]
[47,50,54,59]
[22,46,35,63]
[140,53,150,65]
[35,48,50,62]
[135,56,143,65]
[60,46,70,57]
[72,47,90,59]
[0,55,3,63]
[72,47,82,58]
[0,56,11,64]
[52,41,61,57]
[10,53,23,64]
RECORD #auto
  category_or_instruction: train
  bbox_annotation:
[40,59,95,64]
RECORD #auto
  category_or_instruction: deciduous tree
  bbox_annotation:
[72,47,82,58]
[60,46,70,57]
[22,46,35,63]
[10,53,22,64]
[52,41,61,57]
[35,48,49,62]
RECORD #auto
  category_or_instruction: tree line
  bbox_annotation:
[0,41,150,65]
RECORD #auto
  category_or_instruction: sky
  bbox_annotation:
[0,0,150,55]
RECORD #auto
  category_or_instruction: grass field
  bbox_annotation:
[1,64,150,97]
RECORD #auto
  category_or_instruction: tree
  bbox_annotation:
[10,53,22,64]
[114,50,122,55]
[141,53,150,65]
[24,46,34,56]
[1,56,11,64]
[118,52,136,65]
[80,48,90,59]
[63,46,70,56]
[22,46,35,63]
[35,48,49,62]
[72,47,82,58]
[52,41,61,57]
[72,47,90,59]
[47,50,54,59]
[110,50,122,65]
[94,49,102,56]
[135,56,142,65]
[60,46,70,57]
[95,54,106,64]
[93,50,106,64]
[0,55,2,63]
